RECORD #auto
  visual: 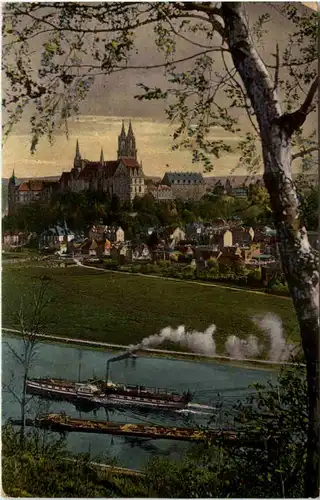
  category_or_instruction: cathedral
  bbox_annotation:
[59,120,145,201]
[7,121,146,215]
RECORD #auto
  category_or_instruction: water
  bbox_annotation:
[2,335,275,469]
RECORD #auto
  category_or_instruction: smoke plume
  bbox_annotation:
[129,324,217,356]
[225,313,295,361]
[252,313,295,362]
[127,313,295,363]
[225,334,261,359]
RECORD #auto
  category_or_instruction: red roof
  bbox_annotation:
[119,158,140,168]
[18,180,43,192]
[18,182,30,192]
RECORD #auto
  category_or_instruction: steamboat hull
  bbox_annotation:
[26,381,189,411]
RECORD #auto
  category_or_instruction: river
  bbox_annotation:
[2,335,276,470]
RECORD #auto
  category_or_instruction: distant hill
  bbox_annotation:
[2,175,61,186]
[205,173,318,188]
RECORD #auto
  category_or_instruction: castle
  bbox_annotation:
[8,121,146,215]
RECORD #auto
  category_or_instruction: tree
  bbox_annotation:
[142,364,308,498]
[3,3,318,495]
[4,277,54,446]
[2,424,116,497]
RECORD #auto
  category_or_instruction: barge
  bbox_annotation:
[26,350,193,411]
[11,413,279,448]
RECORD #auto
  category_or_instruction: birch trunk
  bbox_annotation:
[221,3,319,497]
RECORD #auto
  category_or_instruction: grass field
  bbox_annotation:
[2,264,300,355]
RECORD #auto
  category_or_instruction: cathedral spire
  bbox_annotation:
[9,169,16,185]
[124,119,137,160]
[74,139,81,168]
[100,147,104,164]
[75,139,81,159]
[120,120,126,137]
[127,119,134,137]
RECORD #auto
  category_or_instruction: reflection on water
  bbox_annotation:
[2,335,275,469]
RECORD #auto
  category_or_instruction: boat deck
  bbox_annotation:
[12,413,279,447]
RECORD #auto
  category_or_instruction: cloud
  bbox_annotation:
[2,115,243,179]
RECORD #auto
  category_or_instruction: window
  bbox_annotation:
[139,186,142,193]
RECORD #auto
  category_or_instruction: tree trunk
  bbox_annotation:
[221,3,319,497]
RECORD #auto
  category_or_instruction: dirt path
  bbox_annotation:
[73,258,291,300]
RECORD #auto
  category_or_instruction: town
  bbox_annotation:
[3,121,318,296]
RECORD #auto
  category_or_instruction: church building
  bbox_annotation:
[59,120,145,201]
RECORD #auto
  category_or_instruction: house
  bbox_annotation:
[89,225,106,242]
[39,224,75,252]
[185,222,204,240]
[243,244,261,262]
[218,247,245,266]
[195,246,221,262]
[161,172,206,200]
[88,240,105,258]
[132,244,151,261]
[210,229,233,249]
[105,226,125,243]
[253,229,277,254]
[110,243,133,264]
[231,227,254,246]
[3,231,29,249]
[166,226,186,247]
[7,172,59,215]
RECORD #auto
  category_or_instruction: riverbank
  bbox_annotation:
[3,327,300,371]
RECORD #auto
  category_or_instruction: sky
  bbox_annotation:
[2,2,317,180]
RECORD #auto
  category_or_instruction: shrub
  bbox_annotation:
[181,265,195,279]
[268,280,290,296]
[247,268,262,285]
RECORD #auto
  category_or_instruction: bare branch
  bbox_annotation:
[161,11,224,50]
[61,48,229,77]
[280,78,318,135]
[298,78,319,116]
[178,2,225,38]
[292,147,318,161]
[220,48,260,137]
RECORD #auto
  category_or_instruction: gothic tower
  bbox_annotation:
[8,170,17,215]
[100,147,105,165]
[117,121,127,159]
[125,120,137,160]
[117,120,137,160]
[74,139,82,170]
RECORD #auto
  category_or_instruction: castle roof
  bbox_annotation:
[120,158,140,168]
[151,185,172,191]
[18,180,43,192]
[163,172,204,184]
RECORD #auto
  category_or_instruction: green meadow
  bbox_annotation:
[2,264,299,355]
